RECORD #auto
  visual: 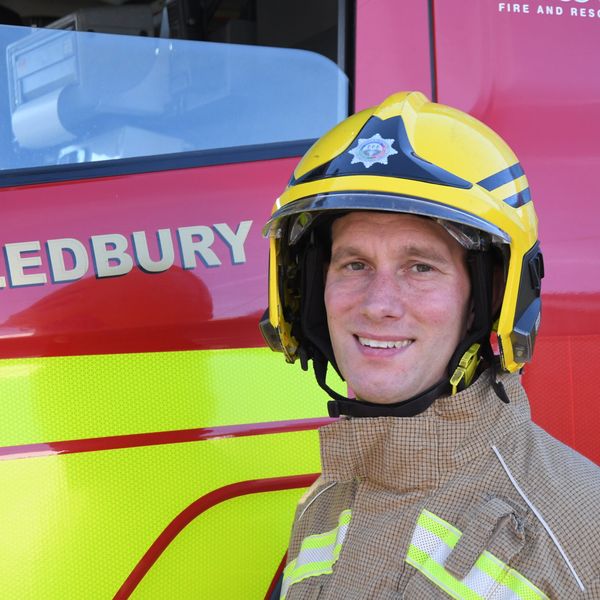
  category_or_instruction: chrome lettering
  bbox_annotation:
[4,241,47,287]
[47,238,89,283]
[177,226,221,268]
[132,229,175,273]
[0,220,254,288]
[213,220,252,265]
[91,234,134,278]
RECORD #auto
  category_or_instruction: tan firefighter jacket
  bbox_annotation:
[281,370,600,599]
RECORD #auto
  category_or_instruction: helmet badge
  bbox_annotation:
[348,133,398,169]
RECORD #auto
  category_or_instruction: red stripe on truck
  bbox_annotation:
[113,474,320,599]
[0,417,335,461]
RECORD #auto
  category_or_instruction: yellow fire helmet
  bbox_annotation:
[261,91,544,417]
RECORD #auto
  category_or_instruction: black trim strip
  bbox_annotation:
[346,0,356,115]
[0,139,315,189]
[428,0,438,102]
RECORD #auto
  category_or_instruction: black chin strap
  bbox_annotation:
[312,352,450,418]
[327,381,449,418]
[486,348,510,404]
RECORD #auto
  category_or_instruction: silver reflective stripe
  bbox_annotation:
[491,445,585,592]
[406,509,549,600]
[297,481,337,523]
[281,509,351,599]
[410,523,502,597]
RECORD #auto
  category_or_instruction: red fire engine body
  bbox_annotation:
[0,1,598,597]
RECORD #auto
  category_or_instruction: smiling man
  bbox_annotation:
[261,92,600,599]
[325,212,471,405]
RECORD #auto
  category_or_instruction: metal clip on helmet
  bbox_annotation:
[261,91,543,413]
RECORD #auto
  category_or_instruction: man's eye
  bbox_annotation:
[345,261,365,271]
[412,263,433,273]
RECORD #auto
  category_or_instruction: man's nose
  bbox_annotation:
[360,272,406,320]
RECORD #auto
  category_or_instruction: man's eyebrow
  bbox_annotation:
[330,246,364,263]
[330,244,451,264]
[402,244,451,264]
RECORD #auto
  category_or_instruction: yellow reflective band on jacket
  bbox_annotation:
[281,509,352,599]
[406,510,549,600]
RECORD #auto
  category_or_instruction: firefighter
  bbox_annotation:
[261,92,600,599]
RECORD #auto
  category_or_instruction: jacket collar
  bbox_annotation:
[318,370,530,492]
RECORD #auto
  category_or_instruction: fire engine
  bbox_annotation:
[0,1,598,597]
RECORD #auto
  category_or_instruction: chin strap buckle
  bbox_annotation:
[450,343,482,395]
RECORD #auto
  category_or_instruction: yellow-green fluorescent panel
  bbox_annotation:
[0,347,344,598]
[0,347,343,445]
[0,430,320,599]
[131,489,302,599]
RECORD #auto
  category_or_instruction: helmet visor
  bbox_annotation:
[264,192,511,249]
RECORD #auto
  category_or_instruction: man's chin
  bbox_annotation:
[353,389,416,405]
[351,379,437,405]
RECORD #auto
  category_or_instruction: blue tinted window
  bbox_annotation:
[0,7,348,170]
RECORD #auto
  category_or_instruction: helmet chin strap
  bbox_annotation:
[314,344,507,419]
[312,353,449,417]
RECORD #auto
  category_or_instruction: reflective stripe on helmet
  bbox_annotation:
[406,509,549,600]
[477,163,525,193]
[281,509,351,598]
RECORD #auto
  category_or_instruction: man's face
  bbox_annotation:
[324,212,471,404]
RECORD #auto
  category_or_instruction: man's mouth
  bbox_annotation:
[357,336,413,349]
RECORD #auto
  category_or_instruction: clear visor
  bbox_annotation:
[263,192,511,250]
